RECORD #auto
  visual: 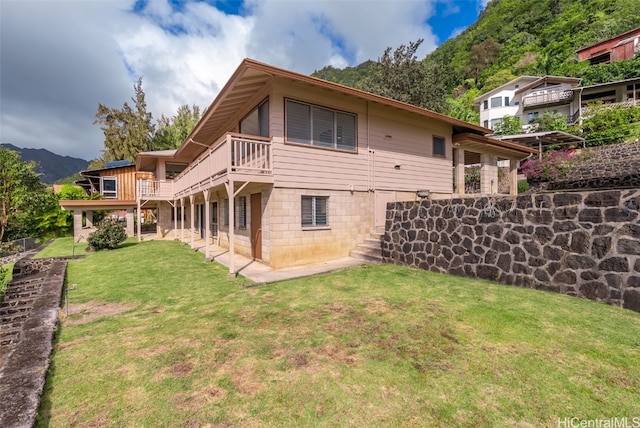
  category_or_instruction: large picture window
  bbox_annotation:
[286,100,356,152]
[101,177,117,199]
[302,196,328,228]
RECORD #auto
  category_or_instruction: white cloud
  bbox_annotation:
[1,0,444,161]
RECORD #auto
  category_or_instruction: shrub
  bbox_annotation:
[87,218,127,251]
[520,149,588,182]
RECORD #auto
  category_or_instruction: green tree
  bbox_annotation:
[0,148,54,241]
[530,112,568,132]
[94,77,155,162]
[464,38,501,86]
[153,104,202,150]
[358,39,448,112]
[494,115,523,135]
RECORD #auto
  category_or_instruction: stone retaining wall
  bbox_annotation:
[382,189,640,312]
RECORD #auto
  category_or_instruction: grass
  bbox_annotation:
[38,239,640,427]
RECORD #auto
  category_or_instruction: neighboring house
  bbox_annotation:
[59,161,154,241]
[475,75,640,134]
[61,59,536,273]
[577,26,640,65]
[581,76,640,109]
[474,76,539,131]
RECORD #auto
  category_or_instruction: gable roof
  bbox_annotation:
[515,76,582,95]
[175,58,492,161]
[473,76,539,105]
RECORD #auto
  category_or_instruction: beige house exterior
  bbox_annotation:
[63,59,536,274]
[134,59,537,273]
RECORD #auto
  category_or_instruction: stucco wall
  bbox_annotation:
[382,189,640,312]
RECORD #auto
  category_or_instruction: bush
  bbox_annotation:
[520,149,592,182]
[87,218,127,251]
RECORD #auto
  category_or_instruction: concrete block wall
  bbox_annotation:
[382,189,640,312]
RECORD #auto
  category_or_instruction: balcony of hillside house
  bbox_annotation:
[138,133,273,201]
[522,90,575,108]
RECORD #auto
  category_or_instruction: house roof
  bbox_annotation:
[472,76,540,105]
[582,76,640,91]
[175,58,492,161]
[453,133,538,160]
[515,76,582,95]
[79,161,134,175]
[492,131,585,152]
[577,26,640,53]
[135,149,192,171]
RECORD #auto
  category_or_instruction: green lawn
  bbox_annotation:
[38,239,640,427]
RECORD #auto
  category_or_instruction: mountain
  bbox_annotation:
[0,143,88,184]
[312,0,640,118]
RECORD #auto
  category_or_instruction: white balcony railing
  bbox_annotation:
[522,90,575,108]
[137,179,174,200]
[172,133,272,198]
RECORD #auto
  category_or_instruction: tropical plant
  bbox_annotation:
[520,150,589,182]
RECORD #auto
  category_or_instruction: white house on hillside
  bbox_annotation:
[474,76,538,130]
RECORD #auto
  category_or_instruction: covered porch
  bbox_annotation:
[58,200,137,243]
[452,133,538,196]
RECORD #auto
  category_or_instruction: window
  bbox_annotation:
[483,120,489,128]
[240,99,269,137]
[490,96,502,108]
[285,100,356,151]
[171,206,185,222]
[504,96,510,106]
[302,196,328,227]
[433,136,446,157]
[101,177,117,198]
[223,197,246,228]
[483,100,488,110]
[490,118,502,130]
[236,196,247,229]
[514,101,520,106]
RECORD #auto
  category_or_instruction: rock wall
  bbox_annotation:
[382,189,640,312]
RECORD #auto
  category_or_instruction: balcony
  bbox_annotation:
[522,90,575,108]
[138,133,273,201]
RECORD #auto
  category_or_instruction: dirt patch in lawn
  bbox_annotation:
[61,301,136,325]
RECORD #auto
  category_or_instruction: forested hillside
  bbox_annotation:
[312,0,640,121]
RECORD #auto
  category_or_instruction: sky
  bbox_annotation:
[0,0,488,161]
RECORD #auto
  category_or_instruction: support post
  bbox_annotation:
[509,158,519,195]
[454,147,465,195]
[204,189,210,259]
[480,153,498,194]
[189,194,195,250]
[137,201,142,242]
[173,200,178,240]
[180,198,185,243]
[125,208,134,237]
[225,179,235,277]
[73,210,83,243]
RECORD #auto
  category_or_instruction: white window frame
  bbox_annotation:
[101,176,117,199]
[301,196,329,228]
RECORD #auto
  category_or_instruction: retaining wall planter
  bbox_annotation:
[382,189,640,312]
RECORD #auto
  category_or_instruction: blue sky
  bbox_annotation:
[0,0,487,160]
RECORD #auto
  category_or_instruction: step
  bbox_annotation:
[350,249,383,263]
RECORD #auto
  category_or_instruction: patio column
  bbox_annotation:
[225,179,236,277]
[73,210,83,243]
[180,198,185,243]
[204,189,210,260]
[137,200,142,242]
[480,153,498,194]
[189,194,195,250]
[509,159,519,196]
[454,147,465,195]
[125,208,134,237]
[85,211,93,228]
[173,200,178,240]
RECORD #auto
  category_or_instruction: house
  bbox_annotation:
[474,76,539,130]
[577,26,640,65]
[475,76,583,132]
[59,161,154,241]
[581,77,640,108]
[62,59,536,274]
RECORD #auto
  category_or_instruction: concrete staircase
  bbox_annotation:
[350,233,384,263]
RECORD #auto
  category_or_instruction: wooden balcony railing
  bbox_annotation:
[172,133,272,198]
[137,133,272,200]
[137,179,174,200]
[522,90,575,108]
